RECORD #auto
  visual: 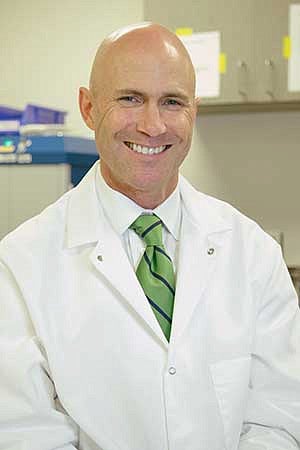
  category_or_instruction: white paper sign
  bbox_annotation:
[288,4,300,92]
[179,31,220,98]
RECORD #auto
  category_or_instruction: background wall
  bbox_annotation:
[181,111,300,266]
[1,0,300,265]
[0,0,143,137]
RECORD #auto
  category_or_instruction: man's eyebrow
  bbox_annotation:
[115,89,143,97]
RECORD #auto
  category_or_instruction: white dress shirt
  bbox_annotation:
[95,168,182,276]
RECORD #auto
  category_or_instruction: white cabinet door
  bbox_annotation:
[253,0,300,102]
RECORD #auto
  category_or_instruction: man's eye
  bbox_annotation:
[119,96,139,103]
[164,98,182,107]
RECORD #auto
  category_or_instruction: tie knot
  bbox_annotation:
[130,214,163,246]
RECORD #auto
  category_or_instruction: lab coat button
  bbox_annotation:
[97,255,103,262]
[168,367,176,375]
[207,248,215,255]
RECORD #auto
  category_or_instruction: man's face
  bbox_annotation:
[85,37,197,207]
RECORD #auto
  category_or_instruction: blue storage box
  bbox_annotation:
[0,106,23,120]
[21,104,67,125]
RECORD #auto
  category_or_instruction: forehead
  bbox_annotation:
[95,34,195,97]
[107,48,194,95]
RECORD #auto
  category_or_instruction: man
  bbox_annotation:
[0,22,300,450]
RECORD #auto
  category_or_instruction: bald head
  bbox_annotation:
[89,22,196,100]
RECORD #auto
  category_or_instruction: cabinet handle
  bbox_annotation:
[237,60,248,99]
[264,59,274,99]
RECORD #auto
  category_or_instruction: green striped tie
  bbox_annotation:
[130,214,175,341]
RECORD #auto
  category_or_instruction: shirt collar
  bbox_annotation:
[95,168,181,240]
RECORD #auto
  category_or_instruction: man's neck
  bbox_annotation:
[99,166,178,209]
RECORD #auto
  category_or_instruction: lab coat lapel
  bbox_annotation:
[171,214,216,341]
[89,226,168,347]
[171,176,232,342]
[66,162,168,347]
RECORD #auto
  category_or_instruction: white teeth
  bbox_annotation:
[126,142,167,155]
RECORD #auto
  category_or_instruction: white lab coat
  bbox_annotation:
[0,162,300,450]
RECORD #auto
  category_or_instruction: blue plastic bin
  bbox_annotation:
[0,106,23,120]
[21,104,67,125]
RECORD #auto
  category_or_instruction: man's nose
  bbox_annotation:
[136,103,167,137]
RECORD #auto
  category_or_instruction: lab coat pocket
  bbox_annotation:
[210,356,251,450]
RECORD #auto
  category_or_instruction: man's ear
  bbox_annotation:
[79,87,96,131]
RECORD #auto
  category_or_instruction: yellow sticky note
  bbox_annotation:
[219,53,227,74]
[176,28,193,36]
[283,36,291,59]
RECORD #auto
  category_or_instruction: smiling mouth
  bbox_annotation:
[124,142,172,155]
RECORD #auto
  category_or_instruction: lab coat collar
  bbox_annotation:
[66,163,232,249]
[66,161,104,248]
[178,174,232,239]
